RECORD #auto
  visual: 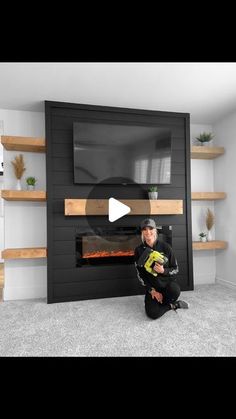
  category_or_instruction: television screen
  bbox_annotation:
[73,121,172,184]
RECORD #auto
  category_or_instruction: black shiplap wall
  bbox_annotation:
[45,101,193,303]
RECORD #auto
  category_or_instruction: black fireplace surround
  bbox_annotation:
[45,101,193,303]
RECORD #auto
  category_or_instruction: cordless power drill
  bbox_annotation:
[137,247,168,277]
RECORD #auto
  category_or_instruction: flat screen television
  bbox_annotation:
[73,121,172,185]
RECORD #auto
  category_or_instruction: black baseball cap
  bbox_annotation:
[140,218,157,230]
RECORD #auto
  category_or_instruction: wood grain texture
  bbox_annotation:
[64,199,183,216]
[1,190,46,201]
[191,146,225,159]
[191,192,226,200]
[192,241,227,250]
[0,136,45,152]
[2,248,47,259]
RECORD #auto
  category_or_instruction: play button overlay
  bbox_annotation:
[84,176,151,242]
[108,198,131,222]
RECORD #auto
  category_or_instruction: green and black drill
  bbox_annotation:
[137,247,168,276]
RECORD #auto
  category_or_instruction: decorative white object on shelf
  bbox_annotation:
[148,186,158,200]
[206,208,214,241]
[26,176,37,191]
[11,154,25,191]
[16,179,22,190]
[207,230,213,242]
[148,192,158,199]
[195,132,214,146]
[199,232,207,242]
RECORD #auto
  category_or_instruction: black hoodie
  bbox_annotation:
[134,240,179,293]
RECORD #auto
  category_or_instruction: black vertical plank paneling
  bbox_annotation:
[45,102,54,303]
[45,101,193,303]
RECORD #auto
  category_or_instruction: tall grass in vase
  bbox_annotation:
[206,208,214,241]
[11,154,26,190]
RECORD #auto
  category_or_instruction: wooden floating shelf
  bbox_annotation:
[1,190,46,201]
[0,136,45,152]
[191,192,226,200]
[1,247,47,260]
[64,199,183,216]
[192,241,227,250]
[191,146,225,159]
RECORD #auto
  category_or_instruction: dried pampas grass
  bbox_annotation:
[206,208,214,231]
[11,154,26,179]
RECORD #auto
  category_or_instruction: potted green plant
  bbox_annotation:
[26,176,37,191]
[195,132,214,146]
[148,186,158,200]
[199,232,207,242]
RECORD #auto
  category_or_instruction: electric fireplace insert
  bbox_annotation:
[75,225,172,267]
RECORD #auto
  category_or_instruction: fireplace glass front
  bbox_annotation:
[75,226,172,267]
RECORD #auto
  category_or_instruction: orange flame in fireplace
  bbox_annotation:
[83,250,135,258]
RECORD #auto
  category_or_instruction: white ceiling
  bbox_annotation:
[0,62,236,124]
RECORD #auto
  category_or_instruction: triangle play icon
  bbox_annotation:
[108,198,131,222]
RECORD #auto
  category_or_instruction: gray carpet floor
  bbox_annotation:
[0,283,236,357]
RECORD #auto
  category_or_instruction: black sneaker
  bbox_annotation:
[172,300,189,310]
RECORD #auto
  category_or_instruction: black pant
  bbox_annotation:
[144,281,181,320]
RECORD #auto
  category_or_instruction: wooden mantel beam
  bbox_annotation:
[64,199,183,216]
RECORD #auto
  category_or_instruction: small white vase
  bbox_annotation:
[200,236,207,242]
[27,185,35,191]
[198,141,212,147]
[207,230,212,241]
[16,179,22,190]
[148,192,158,200]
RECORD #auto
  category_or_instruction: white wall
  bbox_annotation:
[190,123,216,285]
[213,111,236,287]
[0,120,4,263]
[0,109,46,300]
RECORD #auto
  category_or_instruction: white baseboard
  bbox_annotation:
[3,285,46,301]
[215,276,236,289]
